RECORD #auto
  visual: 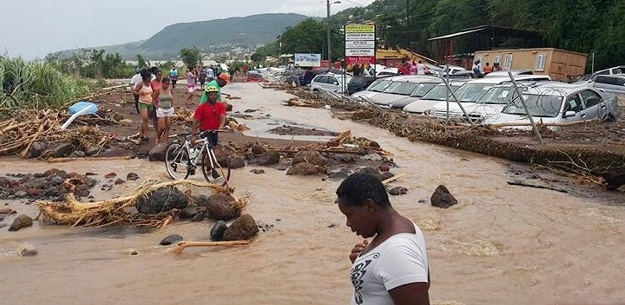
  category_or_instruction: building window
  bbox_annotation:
[503,54,513,70]
[535,54,546,71]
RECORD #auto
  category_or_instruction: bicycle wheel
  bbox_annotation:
[201,147,231,186]
[165,143,191,180]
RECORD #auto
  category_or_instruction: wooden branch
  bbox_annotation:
[506,181,568,193]
[382,173,406,185]
[171,239,253,254]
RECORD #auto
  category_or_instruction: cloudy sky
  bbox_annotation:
[0,0,375,60]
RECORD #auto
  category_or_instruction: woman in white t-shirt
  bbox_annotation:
[336,173,430,305]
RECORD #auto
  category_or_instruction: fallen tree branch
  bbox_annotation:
[507,181,568,193]
[46,156,132,163]
[171,239,253,254]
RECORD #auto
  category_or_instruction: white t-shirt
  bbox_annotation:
[417,64,426,75]
[130,74,142,87]
[350,224,428,305]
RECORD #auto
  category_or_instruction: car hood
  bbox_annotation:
[369,93,409,105]
[403,99,446,114]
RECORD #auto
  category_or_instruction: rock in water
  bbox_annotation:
[292,150,328,166]
[9,215,33,232]
[159,234,183,246]
[135,187,188,214]
[430,185,458,209]
[223,214,259,241]
[256,151,281,166]
[210,220,228,241]
[287,163,323,176]
[148,143,169,162]
[389,186,408,196]
[229,156,246,169]
[17,243,38,256]
[206,194,240,221]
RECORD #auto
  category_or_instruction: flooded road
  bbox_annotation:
[1,83,624,305]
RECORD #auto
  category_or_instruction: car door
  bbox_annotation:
[579,89,605,120]
[561,92,587,122]
[326,75,339,92]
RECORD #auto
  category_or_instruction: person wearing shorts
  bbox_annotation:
[169,67,178,89]
[191,85,226,147]
[154,77,174,144]
[133,69,153,141]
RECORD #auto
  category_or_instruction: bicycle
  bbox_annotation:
[164,131,231,186]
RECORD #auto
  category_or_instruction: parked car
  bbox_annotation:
[365,75,441,108]
[582,74,625,96]
[428,75,552,121]
[483,85,620,128]
[576,65,625,82]
[351,78,394,99]
[402,80,468,114]
[347,76,378,95]
[387,78,445,109]
[310,73,352,93]
[375,68,399,77]
[484,69,534,78]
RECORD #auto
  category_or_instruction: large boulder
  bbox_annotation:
[210,220,228,241]
[287,163,324,176]
[9,215,33,232]
[135,187,188,214]
[206,193,240,221]
[292,150,328,166]
[27,141,49,158]
[148,143,169,161]
[41,142,74,158]
[256,151,281,166]
[223,214,259,241]
[229,156,246,169]
[430,185,458,209]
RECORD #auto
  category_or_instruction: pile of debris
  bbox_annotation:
[0,168,97,201]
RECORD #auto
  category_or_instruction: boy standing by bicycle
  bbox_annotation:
[191,85,226,146]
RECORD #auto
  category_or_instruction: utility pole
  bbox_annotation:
[327,0,332,63]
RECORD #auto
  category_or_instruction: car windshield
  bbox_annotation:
[502,94,564,117]
[382,82,420,95]
[421,84,461,100]
[478,86,518,104]
[409,83,438,97]
[369,80,391,92]
[453,83,495,103]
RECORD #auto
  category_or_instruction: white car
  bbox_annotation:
[402,81,468,114]
[351,78,393,99]
[483,85,620,129]
[310,73,352,93]
[428,75,552,121]
[367,75,441,108]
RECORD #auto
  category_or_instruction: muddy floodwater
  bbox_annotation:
[1,83,625,305]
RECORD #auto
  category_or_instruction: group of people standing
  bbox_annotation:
[472,59,503,77]
[398,59,429,76]
[129,65,231,147]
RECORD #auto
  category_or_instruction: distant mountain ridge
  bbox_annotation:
[54,13,309,60]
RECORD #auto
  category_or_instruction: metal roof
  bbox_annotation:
[428,25,542,42]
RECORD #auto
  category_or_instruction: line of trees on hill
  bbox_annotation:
[253,0,625,71]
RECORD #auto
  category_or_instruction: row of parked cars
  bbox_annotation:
[334,71,621,128]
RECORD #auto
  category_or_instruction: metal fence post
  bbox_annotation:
[508,72,543,144]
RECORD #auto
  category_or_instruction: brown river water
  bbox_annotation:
[1,83,624,305]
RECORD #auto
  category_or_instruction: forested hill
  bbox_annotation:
[265,0,625,71]
[55,13,308,60]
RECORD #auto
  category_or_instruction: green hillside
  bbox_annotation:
[55,13,308,60]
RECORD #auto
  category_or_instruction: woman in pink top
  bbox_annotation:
[186,68,197,102]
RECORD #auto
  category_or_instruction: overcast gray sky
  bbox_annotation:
[1,0,375,60]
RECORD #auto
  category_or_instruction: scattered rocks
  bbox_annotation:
[223,214,259,241]
[148,143,169,162]
[389,186,408,196]
[126,173,140,181]
[135,187,188,214]
[380,172,394,181]
[0,208,15,215]
[256,151,281,166]
[206,193,240,221]
[327,169,350,181]
[250,144,267,155]
[292,150,328,166]
[104,172,117,178]
[98,147,136,158]
[210,220,228,241]
[159,234,183,246]
[250,169,265,174]
[9,215,33,231]
[229,156,246,169]
[114,178,125,185]
[287,162,324,176]
[430,185,458,209]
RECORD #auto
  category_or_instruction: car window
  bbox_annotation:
[580,90,603,108]
[503,94,564,117]
[327,76,337,84]
[478,86,518,104]
[382,82,420,95]
[453,83,494,103]
[564,94,583,113]
[421,84,461,101]
[369,80,391,92]
[410,83,438,97]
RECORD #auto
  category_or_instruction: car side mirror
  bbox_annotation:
[333,82,339,85]
[563,110,576,118]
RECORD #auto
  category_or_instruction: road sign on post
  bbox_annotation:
[344,23,376,74]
